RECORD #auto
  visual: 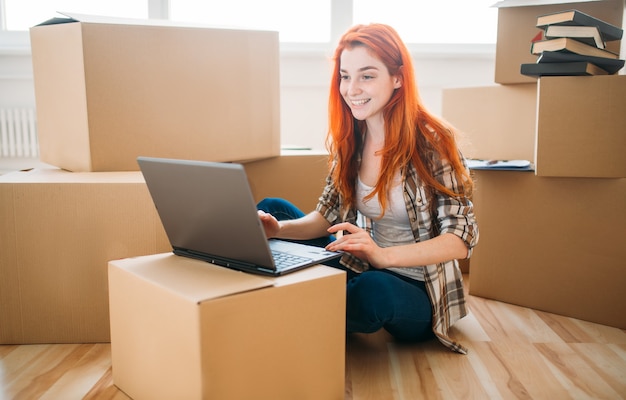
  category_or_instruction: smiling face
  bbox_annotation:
[339,45,402,126]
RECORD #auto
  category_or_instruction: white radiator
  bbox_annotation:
[0,108,38,158]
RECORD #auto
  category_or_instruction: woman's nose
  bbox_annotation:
[347,80,361,95]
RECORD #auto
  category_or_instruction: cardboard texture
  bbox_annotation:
[109,253,346,400]
[442,75,626,178]
[0,168,170,344]
[493,0,624,84]
[442,83,537,161]
[535,75,626,178]
[469,170,626,329]
[30,13,280,172]
[244,151,329,212]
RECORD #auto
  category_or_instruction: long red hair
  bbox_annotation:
[327,23,472,213]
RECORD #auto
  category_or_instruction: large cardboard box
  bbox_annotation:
[30,13,280,172]
[0,154,335,344]
[442,75,626,178]
[109,253,346,400]
[535,75,626,178]
[492,0,624,85]
[0,168,170,344]
[469,169,626,329]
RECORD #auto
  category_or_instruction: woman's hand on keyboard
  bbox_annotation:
[257,210,280,239]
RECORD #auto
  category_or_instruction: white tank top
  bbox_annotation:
[356,174,425,281]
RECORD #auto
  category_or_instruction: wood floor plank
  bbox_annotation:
[0,345,17,359]
[534,310,593,343]
[388,341,446,400]
[494,303,563,343]
[468,341,562,399]
[570,318,626,344]
[448,310,491,343]
[1,344,59,394]
[83,366,131,400]
[423,342,489,399]
[570,343,626,397]
[535,342,624,399]
[463,343,505,399]
[40,344,112,400]
[346,332,397,400]
[464,295,508,342]
[3,344,85,399]
[482,301,563,344]
[610,343,626,363]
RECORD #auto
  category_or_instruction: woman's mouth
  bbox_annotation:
[351,98,370,106]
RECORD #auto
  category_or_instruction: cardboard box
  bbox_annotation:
[536,75,626,178]
[442,83,537,161]
[30,13,280,172]
[442,75,626,178]
[244,150,329,212]
[0,168,170,344]
[109,253,346,400]
[0,154,333,344]
[492,0,624,85]
[469,169,626,329]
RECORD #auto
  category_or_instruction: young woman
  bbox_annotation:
[258,23,478,354]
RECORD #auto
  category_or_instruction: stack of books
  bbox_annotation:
[521,9,625,77]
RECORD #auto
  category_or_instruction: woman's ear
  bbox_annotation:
[393,74,403,89]
[393,67,403,89]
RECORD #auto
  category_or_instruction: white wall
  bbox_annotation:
[0,42,495,153]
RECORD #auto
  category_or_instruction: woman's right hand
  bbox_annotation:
[257,210,280,239]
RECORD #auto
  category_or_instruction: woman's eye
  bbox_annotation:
[340,75,349,81]
[363,75,374,80]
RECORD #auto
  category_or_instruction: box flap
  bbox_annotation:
[35,15,79,26]
[111,253,274,303]
[492,0,603,8]
[35,12,267,30]
[35,12,177,27]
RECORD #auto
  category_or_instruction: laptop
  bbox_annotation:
[137,156,342,276]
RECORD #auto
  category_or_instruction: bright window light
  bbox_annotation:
[353,1,498,44]
[170,0,331,42]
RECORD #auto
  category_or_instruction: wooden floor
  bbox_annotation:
[2,275,625,400]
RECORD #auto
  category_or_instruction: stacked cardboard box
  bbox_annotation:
[442,0,626,329]
[1,13,323,345]
[0,152,330,344]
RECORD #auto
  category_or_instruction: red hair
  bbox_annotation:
[326,23,473,213]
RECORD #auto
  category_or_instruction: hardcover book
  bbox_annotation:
[531,37,619,59]
[521,61,608,77]
[536,9,624,42]
[544,25,605,49]
[537,51,625,74]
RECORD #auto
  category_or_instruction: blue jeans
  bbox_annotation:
[257,198,434,342]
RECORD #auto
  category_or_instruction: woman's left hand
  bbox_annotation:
[325,222,388,269]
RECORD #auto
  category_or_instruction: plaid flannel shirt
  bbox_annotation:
[315,154,479,354]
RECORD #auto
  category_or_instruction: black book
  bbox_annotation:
[521,61,608,77]
[536,9,623,42]
[537,51,625,74]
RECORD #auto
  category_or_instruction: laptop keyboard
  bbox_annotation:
[272,250,311,270]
